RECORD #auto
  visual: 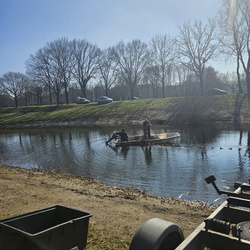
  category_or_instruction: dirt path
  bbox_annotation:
[0,164,215,249]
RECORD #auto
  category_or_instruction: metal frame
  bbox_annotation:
[130,176,250,249]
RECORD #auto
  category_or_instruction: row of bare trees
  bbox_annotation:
[24,38,101,105]
[1,0,250,107]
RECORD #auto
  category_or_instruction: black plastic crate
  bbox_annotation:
[0,205,92,250]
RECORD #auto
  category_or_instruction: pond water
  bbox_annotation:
[1,125,250,204]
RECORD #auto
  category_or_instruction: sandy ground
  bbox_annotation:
[0,164,215,249]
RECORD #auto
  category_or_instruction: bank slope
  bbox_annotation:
[0,95,249,128]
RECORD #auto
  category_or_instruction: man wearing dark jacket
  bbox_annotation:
[106,129,128,144]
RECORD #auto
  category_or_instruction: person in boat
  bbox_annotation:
[143,119,151,140]
[106,129,128,144]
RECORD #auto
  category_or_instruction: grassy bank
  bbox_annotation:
[0,94,249,128]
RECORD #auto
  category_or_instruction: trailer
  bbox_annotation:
[129,175,250,250]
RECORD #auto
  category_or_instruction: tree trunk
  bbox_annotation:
[14,97,18,107]
[36,93,40,105]
[49,85,52,105]
[130,84,135,99]
[162,82,165,98]
[81,85,86,98]
[56,93,60,105]
[246,73,250,100]
[199,75,204,96]
[25,95,28,106]
[236,55,243,93]
[64,81,69,104]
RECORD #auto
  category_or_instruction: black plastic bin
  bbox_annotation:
[0,205,92,250]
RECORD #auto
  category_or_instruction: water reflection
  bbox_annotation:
[107,144,153,164]
[1,126,250,204]
[142,146,153,165]
[107,144,130,158]
[178,125,221,145]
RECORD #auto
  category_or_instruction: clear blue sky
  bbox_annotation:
[0,0,225,76]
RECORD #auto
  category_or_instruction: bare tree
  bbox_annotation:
[111,40,150,98]
[218,0,250,96]
[175,64,191,96]
[177,19,218,95]
[150,34,176,97]
[1,72,28,107]
[26,47,55,105]
[71,39,101,98]
[98,48,118,96]
[27,44,70,105]
[24,80,44,106]
[47,38,73,104]
[142,66,161,98]
[22,79,33,106]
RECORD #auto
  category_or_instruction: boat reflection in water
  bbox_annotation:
[107,144,154,164]
[106,144,130,158]
[1,126,250,204]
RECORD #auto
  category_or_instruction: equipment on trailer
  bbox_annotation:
[130,175,250,250]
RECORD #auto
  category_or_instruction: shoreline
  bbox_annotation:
[0,118,249,130]
[0,164,215,249]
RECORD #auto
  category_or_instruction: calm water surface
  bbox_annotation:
[1,126,250,204]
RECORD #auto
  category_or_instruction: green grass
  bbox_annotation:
[0,95,249,127]
[0,100,165,125]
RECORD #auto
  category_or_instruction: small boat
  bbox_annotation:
[114,132,180,146]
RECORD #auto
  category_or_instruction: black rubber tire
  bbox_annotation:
[129,218,184,250]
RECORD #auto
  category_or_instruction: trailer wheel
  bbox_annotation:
[129,218,184,250]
